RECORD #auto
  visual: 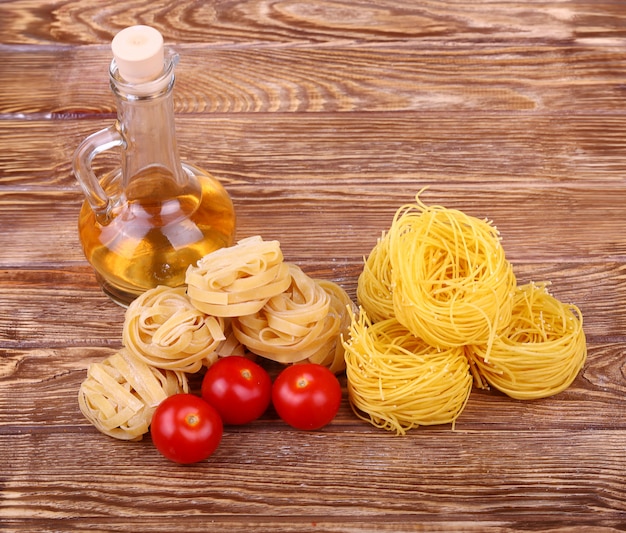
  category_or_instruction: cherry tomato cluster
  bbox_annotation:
[150,357,342,464]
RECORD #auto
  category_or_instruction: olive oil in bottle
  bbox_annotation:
[73,26,235,305]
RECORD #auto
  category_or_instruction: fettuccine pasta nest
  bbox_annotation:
[79,235,355,440]
[186,235,291,317]
[78,348,188,441]
[233,263,355,373]
[123,285,227,373]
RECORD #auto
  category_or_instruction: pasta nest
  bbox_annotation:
[343,309,473,435]
[79,235,356,441]
[185,235,291,317]
[466,282,587,400]
[387,199,517,349]
[356,232,394,324]
[78,349,188,441]
[123,285,227,373]
[232,263,355,374]
[349,193,587,434]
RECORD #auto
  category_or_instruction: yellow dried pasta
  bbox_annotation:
[387,196,517,352]
[123,285,226,373]
[186,236,291,317]
[313,278,357,373]
[343,309,473,435]
[78,349,188,441]
[233,263,354,373]
[351,193,588,435]
[215,318,247,357]
[356,231,394,324]
[467,282,587,400]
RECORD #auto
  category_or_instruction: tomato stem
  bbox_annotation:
[186,413,200,427]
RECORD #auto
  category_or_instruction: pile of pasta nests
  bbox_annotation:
[78,235,354,441]
[78,194,587,441]
[345,193,587,434]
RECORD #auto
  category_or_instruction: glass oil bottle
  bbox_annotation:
[73,25,236,306]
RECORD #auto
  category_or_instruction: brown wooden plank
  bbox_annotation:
[2,426,626,526]
[0,259,623,349]
[2,45,626,117]
[2,0,626,46]
[3,112,626,190]
[0,518,621,533]
[1,182,625,265]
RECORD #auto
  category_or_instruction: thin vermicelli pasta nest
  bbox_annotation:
[387,197,516,350]
[232,263,354,373]
[185,235,291,317]
[466,282,587,400]
[123,285,226,373]
[356,231,394,323]
[350,192,588,433]
[78,348,188,441]
[343,309,473,435]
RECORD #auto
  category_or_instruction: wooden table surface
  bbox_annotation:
[2,1,626,531]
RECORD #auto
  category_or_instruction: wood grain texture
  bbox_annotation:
[2,0,626,46]
[5,113,626,191]
[2,1,626,531]
[3,45,626,116]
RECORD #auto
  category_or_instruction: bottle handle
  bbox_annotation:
[72,123,124,225]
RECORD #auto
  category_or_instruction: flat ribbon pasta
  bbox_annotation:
[186,235,291,316]
[232,263,354,373]
[467,282,587,400]
[215,318,247,357]
[123,285,226,373]
[78,349,188,441]
[343,309,473,435]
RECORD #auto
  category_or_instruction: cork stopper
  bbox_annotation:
[111,25,165,84]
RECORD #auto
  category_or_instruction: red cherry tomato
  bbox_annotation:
[201,356,272,425]
[151,394,223,464]
[272,363,342,430]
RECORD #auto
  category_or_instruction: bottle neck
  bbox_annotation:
[109,52,192,202]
